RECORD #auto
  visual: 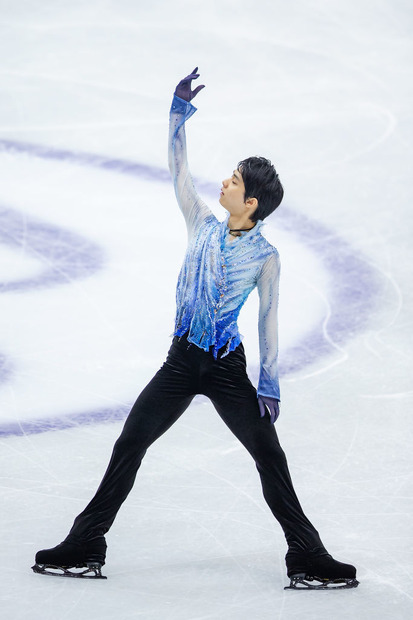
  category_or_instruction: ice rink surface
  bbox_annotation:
[0,0,412,618]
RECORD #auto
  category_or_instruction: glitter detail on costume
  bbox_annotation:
[169,95,280,400]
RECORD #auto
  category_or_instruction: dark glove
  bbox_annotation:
[175,67,205,102]
[258,395,280,424]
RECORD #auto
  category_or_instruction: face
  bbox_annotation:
[219,169,247,215]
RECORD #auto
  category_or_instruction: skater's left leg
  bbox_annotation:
[202,344,324,553]
[202,343,357,587]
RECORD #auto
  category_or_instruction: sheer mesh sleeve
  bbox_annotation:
[257,251,281,400]
[168,95,213,235]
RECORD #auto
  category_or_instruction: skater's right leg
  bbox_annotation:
[34,338,196,575]
[68,379,194,539]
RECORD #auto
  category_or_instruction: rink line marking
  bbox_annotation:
[282,277,349,381]
[0,139,383,437]
[360,392,413,399]
[0,204,105,293]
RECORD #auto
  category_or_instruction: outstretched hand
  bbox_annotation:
[258,395,280,424]
[175,67,205,102]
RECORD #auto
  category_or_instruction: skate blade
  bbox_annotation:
[32,563,107,579]
[285,575,359,590]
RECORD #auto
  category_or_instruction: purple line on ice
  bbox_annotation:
[0,198,105,393]
[0,204,105,292]
[0,405,130,437]
[0,139,382,437]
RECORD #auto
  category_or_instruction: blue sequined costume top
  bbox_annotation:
[169,95,281,400]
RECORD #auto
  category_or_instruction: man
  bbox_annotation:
[32,69,358,590]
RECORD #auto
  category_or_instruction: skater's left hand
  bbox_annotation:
[258,396,280,424]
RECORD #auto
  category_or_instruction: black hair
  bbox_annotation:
[237,156,284,222]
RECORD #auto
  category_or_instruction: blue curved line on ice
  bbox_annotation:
[0,204,105,292]
[0,195,106,398]
[0,139,382,437]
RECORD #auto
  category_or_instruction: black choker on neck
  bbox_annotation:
[228,224,256,237]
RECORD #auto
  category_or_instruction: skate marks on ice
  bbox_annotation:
[0,138,384,437]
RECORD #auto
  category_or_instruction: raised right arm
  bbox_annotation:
[168,69,212,234]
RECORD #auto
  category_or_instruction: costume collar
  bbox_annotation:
[221,213,264,239]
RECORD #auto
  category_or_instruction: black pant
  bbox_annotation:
[68,335,325,554]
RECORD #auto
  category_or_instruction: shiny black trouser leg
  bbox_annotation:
[68,336,325,554]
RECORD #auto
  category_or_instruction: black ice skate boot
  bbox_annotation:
[285,550,359,590]
[32,534,107,579]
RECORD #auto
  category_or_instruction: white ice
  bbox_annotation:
[0,1,412,619]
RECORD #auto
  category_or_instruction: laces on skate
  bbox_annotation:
[32,562,107,579]
[285,573,359,590]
